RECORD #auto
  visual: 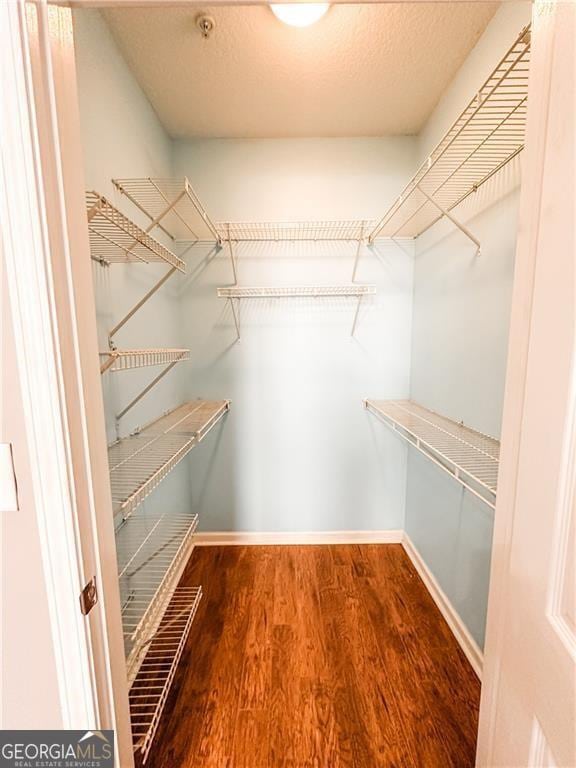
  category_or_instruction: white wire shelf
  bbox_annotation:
[128,585,202,763]
[108,400,230,520]
[112,177,220,244]
[217,285,376,299]
[118,512,198,664]
[365,399,499,507]
[99,348,190,374]
[85,192,185,271]
[369,26,530,244]
[215,220,376,242]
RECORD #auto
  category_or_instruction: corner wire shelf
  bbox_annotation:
[365,399,499,508]
[369,25,531,254]
[217,284,376,340]
[86,192,185,272]
[129,586,202,763]
[108,399,230,520]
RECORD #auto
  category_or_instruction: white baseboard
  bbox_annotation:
[195,530,404,546]
[402,533,483,679]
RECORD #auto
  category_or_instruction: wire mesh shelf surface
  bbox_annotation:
[112,178,220,243]
[216,220,376,242]
[369,26,530,241]
[108,400,230,519]
[119,512,198,663]
[128,585,202,762]
[86,192,185,271]
[217,285,376,299]
[99,348,190,374]
[365,399,499,507]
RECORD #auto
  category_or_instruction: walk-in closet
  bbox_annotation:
[71,2,532,765]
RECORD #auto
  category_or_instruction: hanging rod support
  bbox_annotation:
[226,224,238,284]
[115,360,180,422]
[415,184,481,257]
[108,266,177,344]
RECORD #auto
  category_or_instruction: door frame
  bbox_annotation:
[3,0,565,766]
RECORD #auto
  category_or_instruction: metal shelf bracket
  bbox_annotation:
[416,184,481,257]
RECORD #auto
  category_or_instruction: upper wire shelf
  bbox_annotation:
[99,348,190,374]
[369,26,530,243]
[85,192,185,271]
[365,399,499,507]
[216,220,376,242]
[108,399,230,520]
[217,285,376,299]
[128,585,202,762]
[112,177,220,244]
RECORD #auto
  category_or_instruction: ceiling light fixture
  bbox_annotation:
[271,3,330,28]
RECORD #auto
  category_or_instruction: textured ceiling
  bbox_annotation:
[102,3,498,139]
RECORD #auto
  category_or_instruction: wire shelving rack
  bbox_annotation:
[369,26,531,253]
[128,585,202,763]
[217,284,376,339]
[365,399,499,507]
[118,511,199,666]
[113,177,221,244]
[99,348,190,374]
[215,220,375,242]
[85,192,186,271]
[108,399,230,520]
[217,284,375,299]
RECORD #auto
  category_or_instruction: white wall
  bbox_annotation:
[174,138,416,531]
[73,9,185,442]
[405,2,532,649]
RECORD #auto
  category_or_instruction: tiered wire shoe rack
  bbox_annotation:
[86,180,232,762]
[369,25,531,255]
[365,400,499,507]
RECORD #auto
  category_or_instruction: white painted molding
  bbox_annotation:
[195,530,404,546]
[402,533,483,679]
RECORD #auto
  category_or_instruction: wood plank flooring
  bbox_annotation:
[142,544,480,768]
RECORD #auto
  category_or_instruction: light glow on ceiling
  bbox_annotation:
[270,3,330,28]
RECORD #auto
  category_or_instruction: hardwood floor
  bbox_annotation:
[142,545,480,768]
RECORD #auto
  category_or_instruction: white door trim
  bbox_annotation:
[1,2,133,764]
[1,0,98,727]
[476,1,574,765]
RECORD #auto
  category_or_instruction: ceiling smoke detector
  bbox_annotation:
[196,14,216,39]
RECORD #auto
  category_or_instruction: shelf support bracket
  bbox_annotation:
[106,194,198,343]
[108,265,177,344]
[351,221,365,282]
[229,297,240,341]
[351,295,363,337]
[115,360,180,423]
[226,224,238,285]
[415,184,481,256]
